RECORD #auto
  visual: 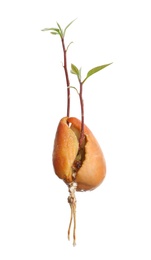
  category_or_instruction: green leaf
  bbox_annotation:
[71,64,79,76]
[56,22,63,37]
[50,32,58,35]
[82,63,112,83]
[41,27,58,32]
[41,27,62,37]
[41,28,50,31]
[78,67,82,81]
[64,18,77,36]
[66,41,73,52]
[42,19,76,38]
[67,86,79,94]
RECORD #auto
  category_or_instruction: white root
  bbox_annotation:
[67,182,77,246]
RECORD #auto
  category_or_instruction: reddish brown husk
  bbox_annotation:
[52,117,106,191]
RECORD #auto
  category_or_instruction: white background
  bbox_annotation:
[0,0,151,259]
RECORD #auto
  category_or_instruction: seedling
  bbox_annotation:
[42,19,112,246]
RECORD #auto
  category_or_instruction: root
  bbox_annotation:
[67,182,77,246]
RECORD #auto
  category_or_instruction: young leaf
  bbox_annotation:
[41,28,51,31]
[82,63,112,83]
[67,86,79,94]
[71,64,80,77]
[41,27,59,32]
[41,27,61,36]
[56,22,63,37]
[64,18,77,36]
[78,68,82,81]
[66,42,73,52]
[51,32,58,35]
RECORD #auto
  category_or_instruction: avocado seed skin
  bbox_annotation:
[52,117,106,191]
[52,117,79,183]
